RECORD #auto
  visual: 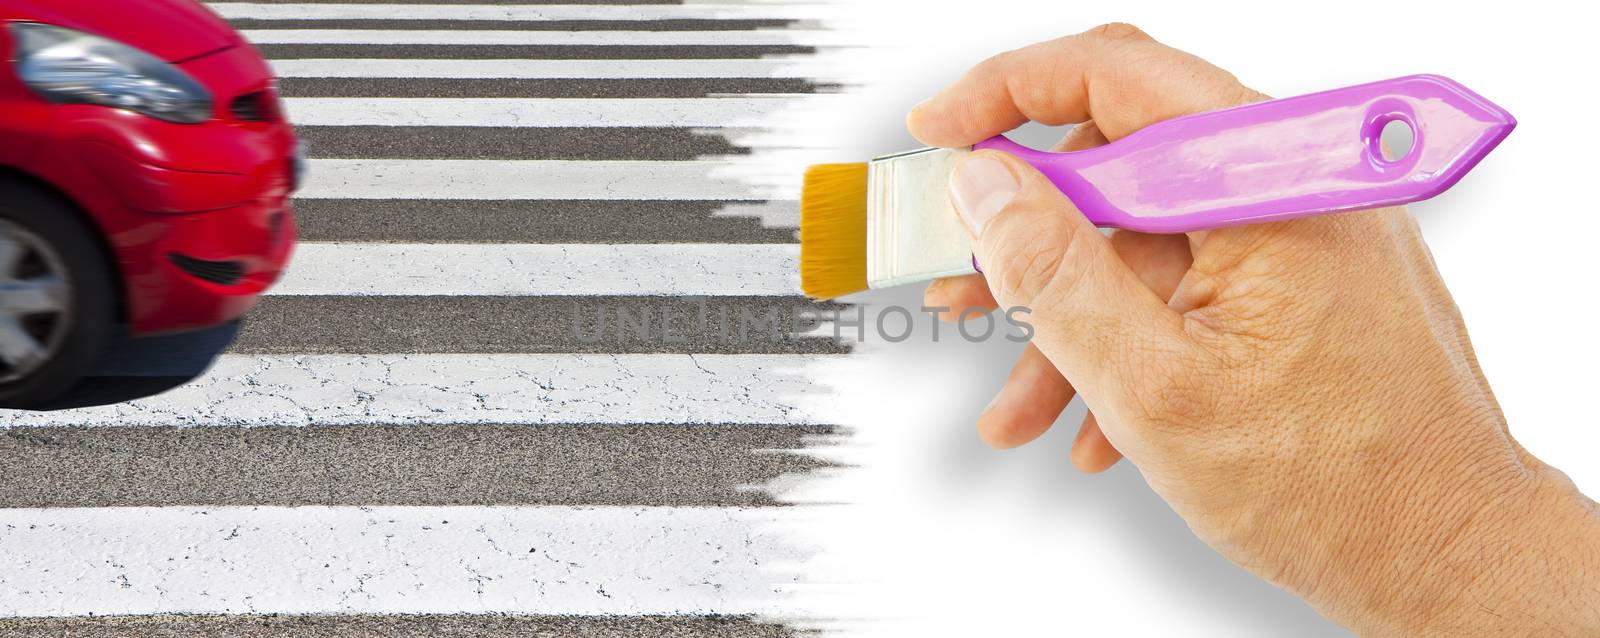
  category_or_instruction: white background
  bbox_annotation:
[787,1,1600,635]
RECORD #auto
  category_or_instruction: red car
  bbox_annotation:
[0,0,298,407]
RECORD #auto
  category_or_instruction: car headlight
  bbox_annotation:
[9,22,213,124]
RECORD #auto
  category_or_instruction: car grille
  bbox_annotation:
[169,253,246,286]
[230,91,277,122]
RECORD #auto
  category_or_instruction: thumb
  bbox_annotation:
[948,150,1195,400]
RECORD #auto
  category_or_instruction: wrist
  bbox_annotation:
[1376,467,1600,637]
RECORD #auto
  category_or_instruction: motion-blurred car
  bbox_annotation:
[0,0,299,408]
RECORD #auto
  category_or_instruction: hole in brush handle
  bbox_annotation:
[1361,98,1422,172]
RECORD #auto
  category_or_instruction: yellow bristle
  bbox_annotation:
[799,163,869,299]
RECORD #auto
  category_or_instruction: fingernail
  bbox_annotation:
[949,155,1018,236]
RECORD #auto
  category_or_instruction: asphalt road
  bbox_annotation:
[297,126,747,159]
[234,296,845,354]
[0,1,839,632]
[257,43,815,58]
[0,615,802,637]
[280,77,826,98]
[0,423,832,507]
[291,199,798,243]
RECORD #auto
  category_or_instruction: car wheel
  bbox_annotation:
[0,181,116,409]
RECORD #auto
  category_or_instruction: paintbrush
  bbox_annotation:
[800,74,1515,300]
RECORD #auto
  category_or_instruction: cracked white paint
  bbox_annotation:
[0,506,800,617]
[270,59,833,80]
[244,29,854,46]
[272,243,799,296]
[0,354,841,427]
[299,159,777,200]
[208,3,839,21]
[287,97,828,128]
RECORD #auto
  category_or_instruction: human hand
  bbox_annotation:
[910,24,1599,636]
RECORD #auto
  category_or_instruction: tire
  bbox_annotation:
[0,179,116,409]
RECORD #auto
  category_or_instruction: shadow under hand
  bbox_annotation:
[844,281,1348,636]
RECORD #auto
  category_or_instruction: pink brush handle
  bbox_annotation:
[973,74,1514,233]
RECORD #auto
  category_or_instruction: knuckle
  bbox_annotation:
[969,49,1028,112]
[1229,81,1270,107]
[1004,68,1066,124]
[993,230,1069,304]
[1185,277,1307,360]
[988,214,1087,305]
[1087,22,1152,42]
[975,47,1022,79]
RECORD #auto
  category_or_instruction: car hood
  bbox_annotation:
[4,0,239,62]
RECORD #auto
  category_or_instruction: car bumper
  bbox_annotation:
[62,140,301,335]
[129,196,297,335]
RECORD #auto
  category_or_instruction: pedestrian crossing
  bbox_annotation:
[244,29,849,45]
[292,199,799,242]
[279,76,825,98]
[285,96,833,127]
[206,4,836,20]
[297,159,782,199]
[229,296,845,354]
[0,424,829,507]
[0,506,794,616]
[297,126,748,159]
[0,614,796,637]
[262,43,815,60]
[0,2,845,634]
[270,58,831,78]
[238,19,804,31]
[2,353,837,426]
[272,244,799,295]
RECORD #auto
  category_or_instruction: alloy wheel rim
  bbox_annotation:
[0,219,73,385]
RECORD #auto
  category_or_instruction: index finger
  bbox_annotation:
[906,23,1265,148]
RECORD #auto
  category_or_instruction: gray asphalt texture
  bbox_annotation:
[299,126,746,160]
[0,615,806,637]
[259,44,814,60]
[0,424,835,508]
[279,77,826,98]
[291,199,797,244]
[233,296,848,355]
[229,19,797,30]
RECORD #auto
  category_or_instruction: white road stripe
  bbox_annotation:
[287,97,819,128]
[717,201,801,229]
[0,505,797,617]
[209,3,836,21]
[244,29,851,46]
[273,243,798,296]
[271,58,820,79]
[299,159,773,200]
[0,354,839,427]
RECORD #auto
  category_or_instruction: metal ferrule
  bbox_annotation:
[865,146,980,290]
